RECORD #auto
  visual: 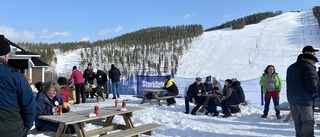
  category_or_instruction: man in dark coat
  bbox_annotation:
[163,75,179,105]
[109,64,121,99]
[184,77,206,115]
[287,53,319,137]
[93,68,108,99]
[0,35,36,137]
[83,63,94,98]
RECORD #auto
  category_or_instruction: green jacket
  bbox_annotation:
[259,73,282,94]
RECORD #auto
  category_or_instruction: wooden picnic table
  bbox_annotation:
[38,106,144,137]
[199,93,222,112]
[140,88,167,106]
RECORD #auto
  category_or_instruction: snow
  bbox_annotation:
[28,10,320,136]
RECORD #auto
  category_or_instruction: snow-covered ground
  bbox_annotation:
[28,95,320,137]
[29,10,320,136]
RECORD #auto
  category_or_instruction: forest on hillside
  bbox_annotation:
[205,11,283,31]
[20,25,203,80]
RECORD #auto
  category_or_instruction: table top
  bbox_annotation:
[39,106,144,125]
[144,88,167,92]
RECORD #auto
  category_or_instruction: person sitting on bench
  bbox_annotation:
[162,75,179,106]
[184,77,206,115]
[220,79,240,118]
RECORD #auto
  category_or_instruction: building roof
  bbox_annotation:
[31,57,49,67]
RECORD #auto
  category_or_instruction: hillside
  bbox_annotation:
[176,10,320,80]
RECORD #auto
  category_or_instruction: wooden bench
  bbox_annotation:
[28,128,78,137]
[157,94,183,100]
[275,102,320,122]
[28,129,56,136]
[133,94,183,106]
[102,123,162,137]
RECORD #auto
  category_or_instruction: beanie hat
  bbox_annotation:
[72,66,77,70]
[205,76,211,82]
[225,79,233,84]
[213,77,219,82]
[87,63,92,67]
[231,78,237,82]
[57,77,67,85]
[0,35,10,56]
[93,68,97,73]
[165,75,171,79]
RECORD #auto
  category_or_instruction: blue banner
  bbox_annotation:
[136,75,166,95]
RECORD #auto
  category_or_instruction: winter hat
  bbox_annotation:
[231,78,237,82]
[57,77,67,85]
[165,75,171,79]
[213,77,219,82]
[0,35,10,56]
[302,45,319,53]
[300,54,319,62]
[205,76,211,82]
[72,66,77,70]
[87,63,92,67]
[93,68,97,73]
[225,79,233,84]
[196,77,202,81]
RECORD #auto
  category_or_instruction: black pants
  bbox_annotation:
[75,83,86,104]
[166,92,178,104]
[264,97,280,115]
[207,98,218,114]
[185,96,205,113]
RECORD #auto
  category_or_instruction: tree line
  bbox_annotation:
[19,24,203,80]
[205,11,283,31]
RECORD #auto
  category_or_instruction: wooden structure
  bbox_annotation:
[199,94,222,112]
[33,106,161,137]
[134,88,182,106]
[275,102,320,122]
[5,37,49,83]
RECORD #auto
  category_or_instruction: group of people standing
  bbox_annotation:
[68,63,121,104]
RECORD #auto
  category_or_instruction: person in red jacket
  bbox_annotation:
[68,66,86,104]
[57,77,71,107]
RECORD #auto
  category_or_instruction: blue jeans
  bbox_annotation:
[112,82,120,98]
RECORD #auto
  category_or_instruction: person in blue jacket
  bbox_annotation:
[35,81,75,134]
[0,35,36,137]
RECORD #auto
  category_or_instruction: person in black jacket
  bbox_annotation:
[93,68,108,99]
[163,75,179,105]
[83,63,94,98]
[184,77,206,115]
[220,79,240,118]
[109,64,121,99]
[287,54,319,137]
[230,78,245,113]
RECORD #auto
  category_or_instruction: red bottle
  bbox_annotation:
[94,106,99,115]
[122,100,126,108]
[58,106,62,115]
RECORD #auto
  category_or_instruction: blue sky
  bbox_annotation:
[0,0,318,43]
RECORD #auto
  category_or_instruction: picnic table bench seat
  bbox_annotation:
[28,128,78,137]
[102,123,162,137]
[134,94,183,106]
[275,102,320,122]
